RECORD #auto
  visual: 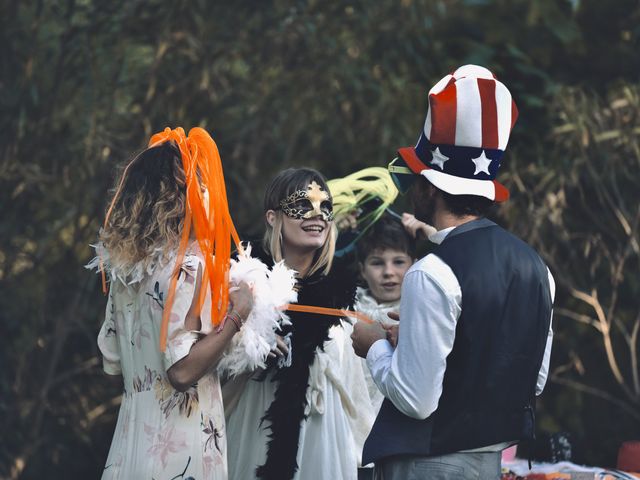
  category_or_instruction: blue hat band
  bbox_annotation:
[415,133,505,181]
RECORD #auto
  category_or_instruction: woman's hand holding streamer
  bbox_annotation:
[229,281,254,322]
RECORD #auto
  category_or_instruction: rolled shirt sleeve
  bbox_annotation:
[366,255,461,420]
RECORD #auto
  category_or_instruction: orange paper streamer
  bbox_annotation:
[283,303,374,324]
[100,127,242,351]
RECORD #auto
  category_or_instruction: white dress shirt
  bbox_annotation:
[366,226,555,425]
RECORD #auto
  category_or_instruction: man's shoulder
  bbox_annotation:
[411,251,455,272]
[406,253,461,297]
[441,220,546,265]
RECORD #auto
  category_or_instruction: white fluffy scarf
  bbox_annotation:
[216,244,298,378]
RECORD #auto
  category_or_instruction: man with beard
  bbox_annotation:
[351,65,555,480]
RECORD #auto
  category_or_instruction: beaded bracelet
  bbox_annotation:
[227,310,244,331]
[215,310,245,333]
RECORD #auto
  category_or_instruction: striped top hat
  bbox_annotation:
[389,64,518,201]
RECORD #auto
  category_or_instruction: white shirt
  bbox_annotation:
[366,226,555,423]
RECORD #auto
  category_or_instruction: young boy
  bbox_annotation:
[354,214,434,479]
[355,214,428,410]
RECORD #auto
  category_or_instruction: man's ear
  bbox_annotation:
[265,210,276,226]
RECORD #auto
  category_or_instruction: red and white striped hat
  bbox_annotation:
[390,65,518,202]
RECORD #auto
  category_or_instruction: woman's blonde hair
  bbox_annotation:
[100,142,186,271]
[262,168,336,277]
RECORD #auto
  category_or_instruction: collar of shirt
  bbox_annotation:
[355,287,400,311]
[428,226,456,245]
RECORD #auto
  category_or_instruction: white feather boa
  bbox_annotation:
[217,244,298,378]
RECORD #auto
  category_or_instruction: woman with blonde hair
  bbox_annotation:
[91,128,254,479]
[224,168,371,480]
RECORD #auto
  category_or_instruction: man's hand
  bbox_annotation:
[351,321,387,358]
[384,324,399,348]
[383,311,400,348]
[387,311,400,322]
[402,213,437,240]
[336,210,359,231]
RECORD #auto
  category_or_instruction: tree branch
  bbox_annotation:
[555,307,601,332]
[569,287,635,401]
[550,375,640,422]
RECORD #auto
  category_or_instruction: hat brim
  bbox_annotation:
[397,146,509,202]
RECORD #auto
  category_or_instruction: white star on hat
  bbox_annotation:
[471,151,492,175]
[430,148,449,170]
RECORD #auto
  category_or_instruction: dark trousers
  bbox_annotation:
[373,451,501,480]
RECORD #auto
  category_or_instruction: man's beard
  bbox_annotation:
[413,184,437,226]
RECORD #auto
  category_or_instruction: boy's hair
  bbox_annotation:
[357,214,416,262]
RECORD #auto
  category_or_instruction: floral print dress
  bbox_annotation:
[97,252,227,480]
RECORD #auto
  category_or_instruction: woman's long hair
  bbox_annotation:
[100,142,186,272]
[262,168,336,277]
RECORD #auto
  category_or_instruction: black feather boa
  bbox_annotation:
[250,246,356,480]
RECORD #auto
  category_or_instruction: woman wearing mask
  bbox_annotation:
[224,168,370,480]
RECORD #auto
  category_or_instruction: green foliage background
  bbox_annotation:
[1,0,639,478]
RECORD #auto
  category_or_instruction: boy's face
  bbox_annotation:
[360,248,413,303]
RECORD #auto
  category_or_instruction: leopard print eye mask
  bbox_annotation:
[279,181,334,222]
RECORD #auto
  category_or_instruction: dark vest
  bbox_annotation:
[362,218,552,465]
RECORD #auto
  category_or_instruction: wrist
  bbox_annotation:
[233,306,250,321]
[215,310,245,334]
[227,310,244,331]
